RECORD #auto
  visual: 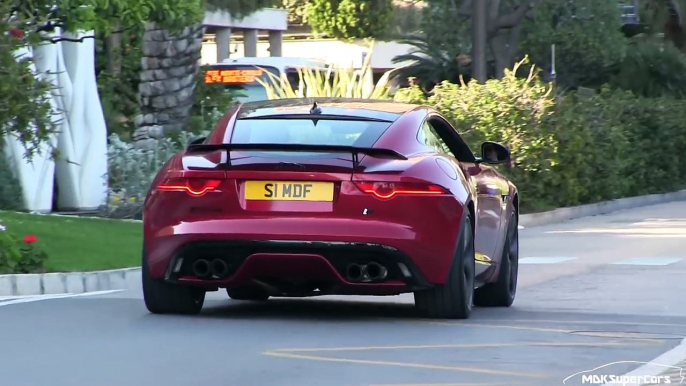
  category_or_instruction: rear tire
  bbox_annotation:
[474,210,519,307]
[142,257,205,315]
[227,287,270,301]
[414,213,475,319]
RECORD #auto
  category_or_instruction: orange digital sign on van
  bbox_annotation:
[205,69,264,84]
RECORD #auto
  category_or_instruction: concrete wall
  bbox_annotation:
[203,8,288,30]
[201,39,417,69]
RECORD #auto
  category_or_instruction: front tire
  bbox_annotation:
[142,257,205,315]
[474,210,519,307]
[414,213,475,319]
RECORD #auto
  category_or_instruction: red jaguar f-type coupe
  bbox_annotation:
[142,98,520,319]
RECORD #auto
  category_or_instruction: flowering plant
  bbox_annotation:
[17,234,47,273]
[0,223,47,274]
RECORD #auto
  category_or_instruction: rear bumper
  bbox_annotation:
[144,216,462,291]
[161,240,431,295]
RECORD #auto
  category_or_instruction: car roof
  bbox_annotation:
[236,97,423,122]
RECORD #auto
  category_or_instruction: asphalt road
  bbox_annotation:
[2,202,686,386]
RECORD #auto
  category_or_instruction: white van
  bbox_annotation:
[203,57,333,103]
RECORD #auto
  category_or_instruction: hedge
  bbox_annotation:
[394,61,686,213]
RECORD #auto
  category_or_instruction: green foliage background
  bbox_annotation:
[306,0,394,41]
[395,61,686,212]
[520,0,628,88]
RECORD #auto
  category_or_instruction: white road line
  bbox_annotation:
[613,258,683,266]
[602,337,686,386]
[0,290,123,308]
[519,257,577,264]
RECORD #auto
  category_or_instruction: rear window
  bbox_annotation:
[230,119,392,148]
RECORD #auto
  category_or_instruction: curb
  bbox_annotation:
[518,189,686,228]
[0,267,141,297]
[28,212,142,223]
[2,190,686,297]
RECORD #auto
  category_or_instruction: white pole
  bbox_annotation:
[550,43,556,82]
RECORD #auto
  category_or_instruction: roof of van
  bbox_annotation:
[218,57,328,67]
[236,97,421,121]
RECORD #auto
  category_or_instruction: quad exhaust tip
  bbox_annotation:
[210,259,230,278]
[192,258,231,279]
[192,259,211,278]
[345,262,388,282]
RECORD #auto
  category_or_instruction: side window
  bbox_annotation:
[428,117,478,163]
[418,121,454,156]
[286,70,300,90]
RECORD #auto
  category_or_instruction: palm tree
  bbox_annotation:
[390,34,474,91]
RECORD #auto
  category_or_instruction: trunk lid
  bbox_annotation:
[182,143,408,214]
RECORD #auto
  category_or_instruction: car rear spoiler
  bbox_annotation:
[185,143,408,168]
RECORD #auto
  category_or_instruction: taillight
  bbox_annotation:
[157,178,222,197]
[353,181,447,199]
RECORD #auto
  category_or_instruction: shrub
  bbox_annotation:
[609,39,686,99]
[103,131,209,219]
[395,59,560,211]
[394,58,686,212]
[187,65,238,134]
[0,225,47,274]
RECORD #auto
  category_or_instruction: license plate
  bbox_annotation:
[244,181,334,201]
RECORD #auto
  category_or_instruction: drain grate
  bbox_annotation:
[569,331,685,340]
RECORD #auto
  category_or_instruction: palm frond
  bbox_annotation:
[255,42,396,99]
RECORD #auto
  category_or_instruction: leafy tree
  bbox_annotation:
[456,0,534,81]
[280,0,309,25]
[388,0,471,88]
[205,0,279,17]
[520,0,628,88]
[382,0,425,39]
[2,0,205,154]
[638,0,686,50]
[0,3,56,159]
[306,0,394,41]
[391,35,473,90]
[406,0,532,83]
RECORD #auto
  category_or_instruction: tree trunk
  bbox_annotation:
[459,0,532,81]
[472,0,488,83]
[105,20,122,75]
[133,22,204,149]
[489,22,523,79]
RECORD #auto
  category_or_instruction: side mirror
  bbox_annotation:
[188,137,207,147]
[478,141,510,164]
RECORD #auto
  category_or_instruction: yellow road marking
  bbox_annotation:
[423,322,570,334]
[271,341,656,353]
[487,319,686,328]
[262,351,548,378]
[369,382,524,386]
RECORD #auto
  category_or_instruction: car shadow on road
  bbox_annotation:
[199,297,425,322]
[192,296,686,330]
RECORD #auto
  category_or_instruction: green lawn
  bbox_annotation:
[0,211,142,272]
